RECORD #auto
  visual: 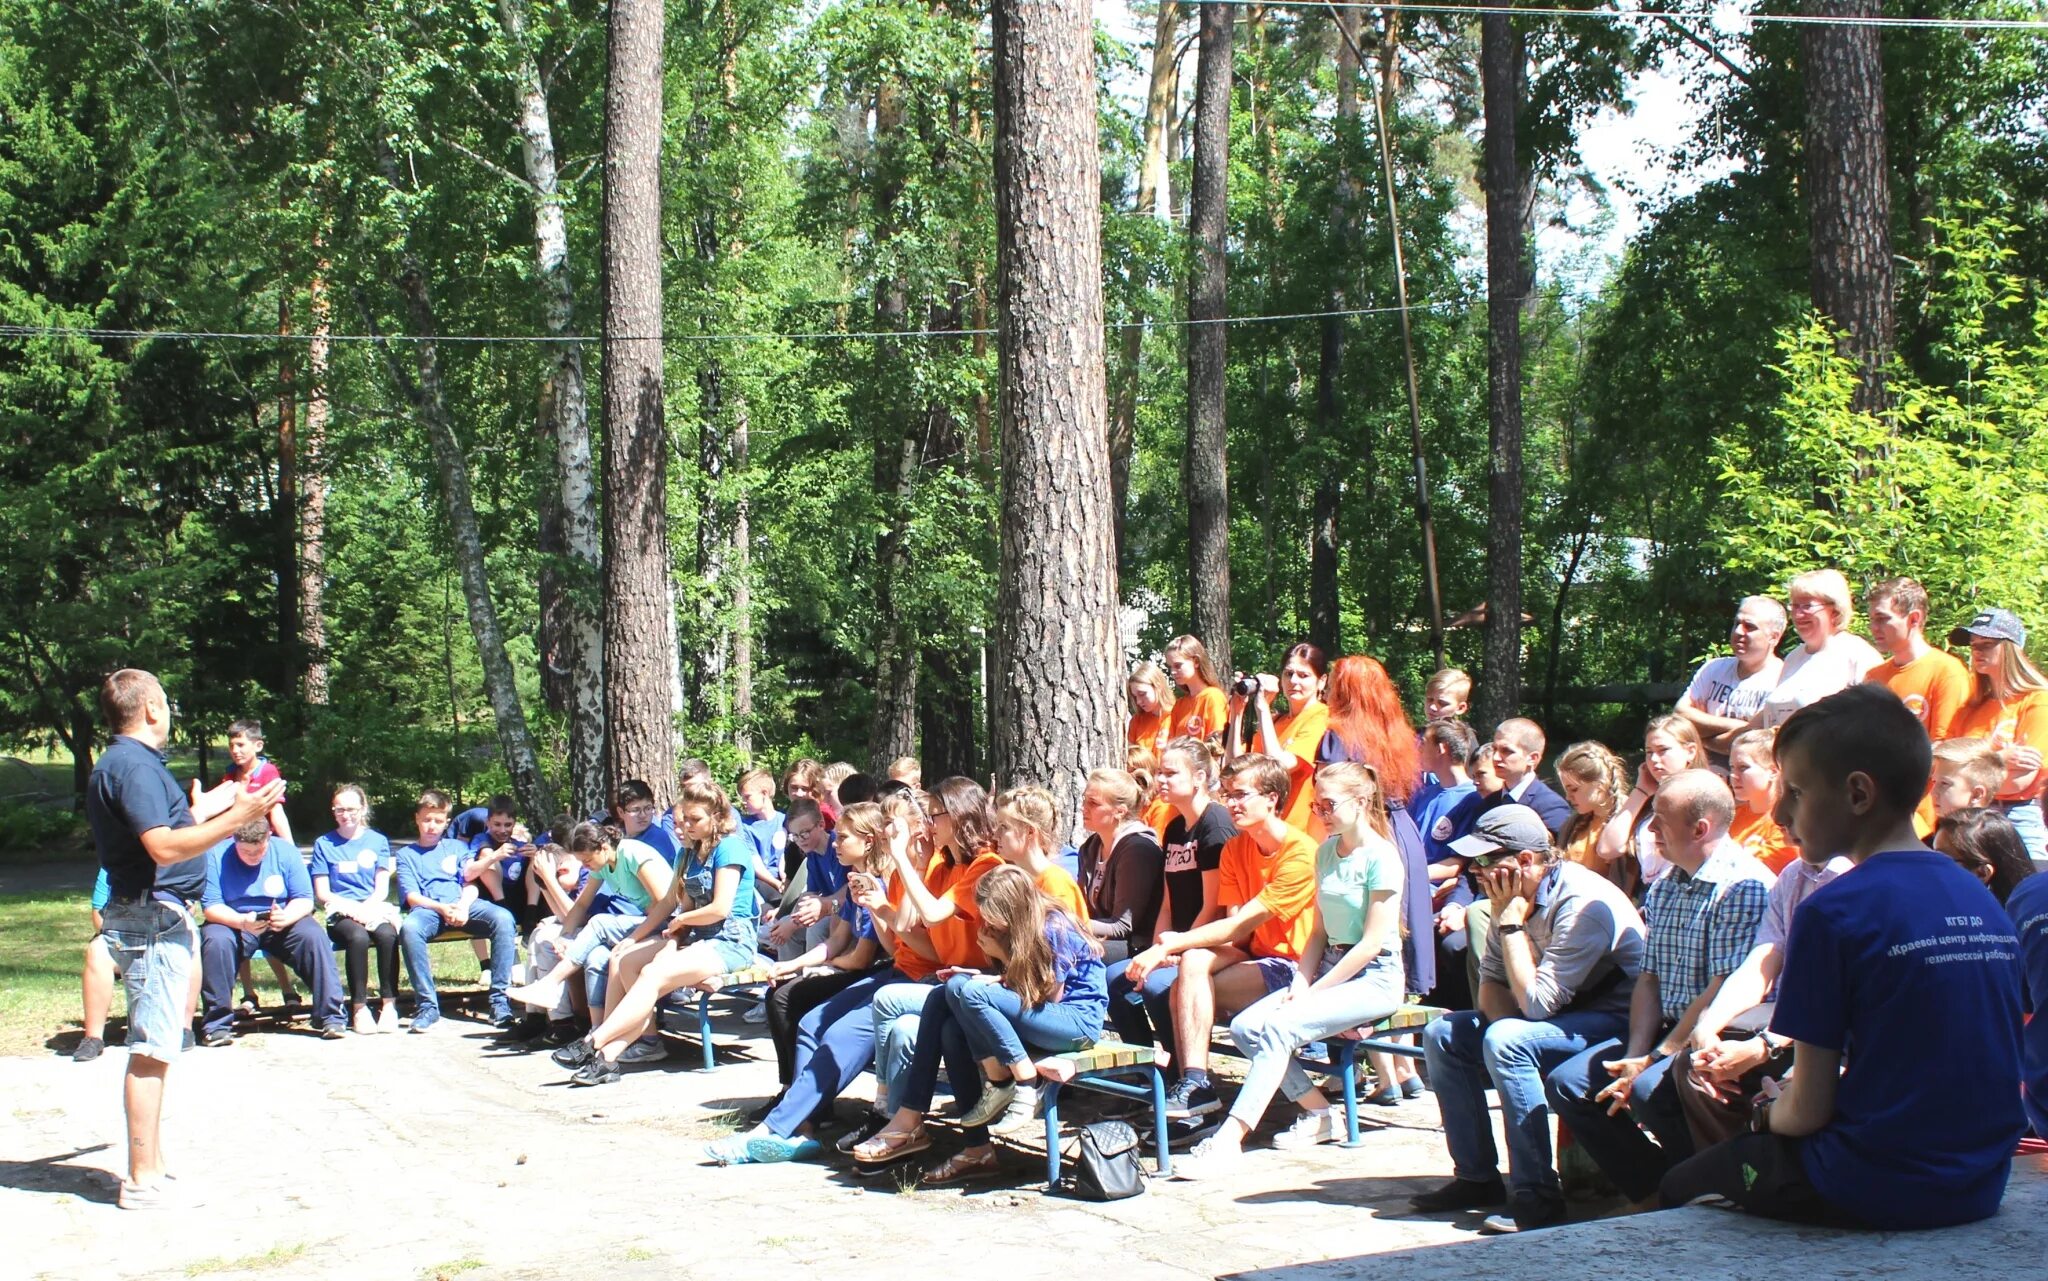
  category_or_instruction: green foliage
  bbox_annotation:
[1714,213,2048,632]
[0,803,84,853]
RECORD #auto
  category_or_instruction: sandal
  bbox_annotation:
[852,1126,931,1165]
[919,1148,1003,1187]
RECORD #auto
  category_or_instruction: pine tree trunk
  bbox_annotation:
[1106,0,1181,569]
[1308,8,1359,657]
[300,259,330,706]
[1801,0,1894,415]
[868,84,921,772]
[990,0,1123,827]
[1185,1,1234,676]
[277,294,299,691]
[502,0,605,815]
[1478,13,1526,728]
[603,0,679,803]
[694,359,732,733]
[731,398,753,757]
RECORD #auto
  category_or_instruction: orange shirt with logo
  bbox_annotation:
[1729,808,1798,875]
[1952,689,2048,799]
[892,848,1003,980]
[1272,701,1332,833]
[1168,685,1229,745]
[1216,826,1319,961]
[1866,649,1972,740]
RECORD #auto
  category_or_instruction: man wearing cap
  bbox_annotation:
[1545,770,1774,1222]
[1413,804,1646,1233]
[1948,606,2048,861]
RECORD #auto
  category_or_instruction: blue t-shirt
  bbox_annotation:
[631,822,680,867]
[803,833,847,898]
[204,836,313,913]
[677,831,758,948]
[447,806,490,844]
[1416,781,1478,862]
[396,838,474,906]
[1772,849,2024,1228]
[836,880,877,943]
[91,868,112,912]
[2005,870,2048,1138]
[1046,913,1108,1023]
[88,734,201,901]
[469,829,536,889]
[310,828,394,903]
[741,809,786,876]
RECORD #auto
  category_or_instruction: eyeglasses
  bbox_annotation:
[1308,799,1339,817]
[785,824,819,841]
[621,804,656,818]
[331,806,363,817]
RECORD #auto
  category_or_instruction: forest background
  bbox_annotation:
[2,0,2044,834]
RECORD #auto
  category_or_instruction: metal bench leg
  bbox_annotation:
[1337,1040,1361,1147]
[697,990,715,1071]
[1151,1064,1172,1177]
[1041,1082,1065,1189]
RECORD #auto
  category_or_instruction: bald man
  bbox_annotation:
[1542,770,1776,1219]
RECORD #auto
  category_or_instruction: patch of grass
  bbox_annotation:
[0,890,93,1056]
[182,1243,308,1276]
[420,1259,485,1281]
[620,1247,659,1263]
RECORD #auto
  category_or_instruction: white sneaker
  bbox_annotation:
[741,1000,768,1024]
[1271,1109,1341,1150]
[376,1003,400,1033]
[351,1007,377,1036]
[119,1175,206,1211]
[506,978,565,1012]
[618,1037,669,1064]
[1170,1135,1243,1181]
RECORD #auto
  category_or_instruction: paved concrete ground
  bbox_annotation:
[4,999,2042,1281]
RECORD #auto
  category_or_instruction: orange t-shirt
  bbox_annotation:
[1035,863,1092,926]
[1867,649,1972,740]
[1141,797,1176,840]
[1272,701,1331,832]
[1168,685,1229,744]
[1559,817,1607,871]
[1127,709,1165,750]
[1216,826,1318,961]
[891,848,1002,979]
[1952,690,2048,799]
[1729,808,1798,875]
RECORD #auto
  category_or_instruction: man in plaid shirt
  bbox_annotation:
[1545,769,1774,1212]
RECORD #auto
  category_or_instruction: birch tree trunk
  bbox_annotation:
[499,0,605,816]
[300,257,331,706]
[989,0,1123,827]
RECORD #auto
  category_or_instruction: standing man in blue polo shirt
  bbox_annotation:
[198,819,347,1044]
[87,669,282,1211]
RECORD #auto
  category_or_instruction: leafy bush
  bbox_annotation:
[0,802,86,854]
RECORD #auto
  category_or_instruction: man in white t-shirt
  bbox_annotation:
[1676,596,1787,765]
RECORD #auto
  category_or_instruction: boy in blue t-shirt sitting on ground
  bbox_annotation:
[397,789,520,1033]
[1659,683,2025,1228]
[197,819,347,1044]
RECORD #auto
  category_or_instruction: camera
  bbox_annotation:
[1232,673,1261,697]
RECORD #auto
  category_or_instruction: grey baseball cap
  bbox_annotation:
[1449,804,1551,862]
[1949,608,2027,649]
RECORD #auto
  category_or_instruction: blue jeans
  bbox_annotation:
[1546,1035,1694,1202]
[100,899,197,1062]
[1423,1008,1628,1204]
[765,966,903,1138]
[898,978,1101,1145]
[1104,958,1177,1066]
[2003,799,2046,862]
[871,978,939,1113]
[402,902,517,1019]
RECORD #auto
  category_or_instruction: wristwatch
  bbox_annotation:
[1497,923,1525,935]
[1749,1096,1774,1135]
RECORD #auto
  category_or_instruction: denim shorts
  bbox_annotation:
[100,899,196,1063]
[1242,953,1300,994]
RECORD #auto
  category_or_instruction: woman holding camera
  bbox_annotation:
[1227,643,1330,833]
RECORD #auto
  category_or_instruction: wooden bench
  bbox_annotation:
[1035,1040,1171,1189]
[1290,1003,1444,1146]
[654,963,775,1070]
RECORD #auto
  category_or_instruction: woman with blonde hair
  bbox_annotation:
[1597,715,1707,889]
[1127,745,1176,836]
[1751,568,1882,729]
[1553,741,1629,877]
[1077,768,1166,963]
[1173,762,1407,1177]
[1163,634,1230,745]
[552,775,757,1084]
[853,864,1107,1184]
[1949,608,2048,859]
[1127,661,1176,754]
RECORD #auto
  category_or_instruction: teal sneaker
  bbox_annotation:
[745,1133,824,1164]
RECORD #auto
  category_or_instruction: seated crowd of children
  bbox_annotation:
[79,571,2048,1234]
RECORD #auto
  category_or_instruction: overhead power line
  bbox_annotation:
[1222,1,2048,34]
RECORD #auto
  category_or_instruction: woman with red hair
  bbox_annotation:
[1316,656,1433,1095]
